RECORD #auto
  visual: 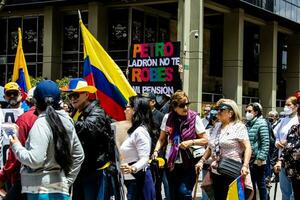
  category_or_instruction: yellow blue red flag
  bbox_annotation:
[12,28,32,95]
[227,176,246,200]
[79,19,136,121]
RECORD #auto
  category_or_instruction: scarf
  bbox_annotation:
[165,110,198,168]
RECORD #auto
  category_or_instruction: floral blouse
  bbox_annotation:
[281,124,300,180]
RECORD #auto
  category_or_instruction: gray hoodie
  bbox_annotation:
[12,110,84,194]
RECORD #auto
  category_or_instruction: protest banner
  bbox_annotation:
[128,42,182,95]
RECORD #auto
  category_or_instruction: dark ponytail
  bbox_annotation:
[41,97,73,175]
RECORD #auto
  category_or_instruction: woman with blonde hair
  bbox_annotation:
[152,90,207,199]
[195,99,253,200]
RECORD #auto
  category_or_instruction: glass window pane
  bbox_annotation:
[37,63,43,77]
[8,18,22,55]
[108,9,128,50]
[27,64,36,77]
[38,16,44,53]
[145,15,157,43]
[132,9,144,43]
[158,17,170,42]
[0,65,6,85]
[63,14,80,51]
[6,64,13,81]
[62,62,79,78]
[23,17,38,53]
[0,19,7,55]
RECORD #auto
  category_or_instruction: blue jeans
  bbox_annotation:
[280,168,294,200]
[250,164,268,200]
[125,180,138,200]
[97,169,119,200]
[72,170,102,200]
[166,165,195,200]
[27,193,69,200]
[162,169,171,200]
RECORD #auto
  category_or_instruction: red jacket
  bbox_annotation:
[0,107,37,184]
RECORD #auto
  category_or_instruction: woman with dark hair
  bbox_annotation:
[274,106,300,200]
[120,96,155,200]
[274,96,298,200]
[245,102,269,200]
[10,80,84,200]
[152,90,208,199]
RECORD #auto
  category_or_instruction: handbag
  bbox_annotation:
[217,157,242,179]
[214,125,242,179]
[188,145,205,159]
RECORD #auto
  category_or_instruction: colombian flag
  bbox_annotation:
[79,20,136,121]
[12,28,32,97]
[227,176,246,200]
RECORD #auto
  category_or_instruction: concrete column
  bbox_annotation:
[259,21,277,114]
[88,2,108,49]
[188,0,203,112]
[43,6,61,80]
[182,0,191,93]
[223,9,244,108]
[286,34,300,96]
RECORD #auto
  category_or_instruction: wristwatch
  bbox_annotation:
[131,166,137,174]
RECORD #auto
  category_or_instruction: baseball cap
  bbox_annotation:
[142,92,156,100]
[60,78,97,93]
[4,82,20,92]
[34,80,61,105]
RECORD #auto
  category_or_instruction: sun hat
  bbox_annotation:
[4,82,20,92]
[34,80,61,105]
[60,78,97,93]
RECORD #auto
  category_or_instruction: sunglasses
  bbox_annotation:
[68,92,84,99]
[218,108,228,112]
[5,91,19,97]
[178,102,190,108]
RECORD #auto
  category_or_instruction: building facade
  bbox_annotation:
[1,0,300,113]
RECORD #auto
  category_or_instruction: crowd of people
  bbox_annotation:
[0,78,299,200]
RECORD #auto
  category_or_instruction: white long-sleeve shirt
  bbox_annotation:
[274,114,298,156]
[274,114,298,142]
[120,126,151,176]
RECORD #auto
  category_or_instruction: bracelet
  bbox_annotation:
[242,164,248,168]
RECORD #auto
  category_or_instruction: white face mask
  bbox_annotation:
[246,112,254,121]
[284,106,293,115]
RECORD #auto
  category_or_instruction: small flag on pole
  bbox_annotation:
[12,27,32,97]
[227,175,246,200]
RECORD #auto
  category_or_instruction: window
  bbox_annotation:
[108,8,129,72]
[0,16,43,86]
[61,12,88,78]
[107,8,171,73]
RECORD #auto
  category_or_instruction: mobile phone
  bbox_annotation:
[1,123,18,139]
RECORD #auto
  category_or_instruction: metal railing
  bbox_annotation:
[202,92,224,103]
[202,92,285,108]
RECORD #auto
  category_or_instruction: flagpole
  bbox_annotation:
[78,9,82,21]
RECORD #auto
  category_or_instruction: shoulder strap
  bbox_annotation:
[214,125,221,156]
